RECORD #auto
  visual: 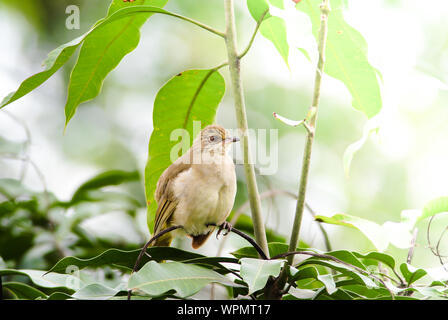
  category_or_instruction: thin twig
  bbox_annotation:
[238,9,269,59]
[407,228,418,264]
[127,225,184,300]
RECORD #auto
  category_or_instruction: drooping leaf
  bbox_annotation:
[64,0,168,127]
[315,213,389,251]
[259,17,289,67]
[240,258,284,294]
[247,0,289,67]
[296,0,382,118]
[0,36,83,109]
[145,69,225,231]
[128,261,237,298]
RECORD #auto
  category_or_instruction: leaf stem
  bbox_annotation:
[98,6,226,38]
[238,9,269,59]
[224,0,269,258]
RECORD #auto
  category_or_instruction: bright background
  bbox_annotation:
[1,0,447,283]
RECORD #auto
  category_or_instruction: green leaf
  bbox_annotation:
[247,0,271,21]
[2,282,48,300]
[240,258,284,294]
[0,36,83,109]
[72,283,119,300]
[315,213,389,251]
[260,17,289,67]
[296,0,382,118]
[399,263,427,285]
[145,69,225,231]
[420,196,448,222]
[128,261,237,298]
[64,0,168,127]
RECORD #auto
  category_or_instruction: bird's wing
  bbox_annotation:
[153,153,192,234]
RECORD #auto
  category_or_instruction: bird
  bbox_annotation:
[152,124,239,249]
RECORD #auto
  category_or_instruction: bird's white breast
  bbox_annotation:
[171,154,237,236]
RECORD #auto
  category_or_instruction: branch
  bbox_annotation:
[407,228,418,264]
[127,225,183,300]
[224,0,269,257]
[287,0,330,266]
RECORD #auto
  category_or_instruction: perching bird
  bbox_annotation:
[152,124,239,248]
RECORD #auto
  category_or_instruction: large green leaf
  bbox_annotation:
[64,0,168,127]
[145,69,225,231]
[239,258,284,294]
[128,260,237,298]
[296,0,382,118]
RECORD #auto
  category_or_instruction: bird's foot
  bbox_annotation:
[216,221,233,239]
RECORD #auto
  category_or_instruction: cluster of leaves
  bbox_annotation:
[2,238,447,300]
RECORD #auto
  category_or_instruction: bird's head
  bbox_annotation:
[192,125,239,155]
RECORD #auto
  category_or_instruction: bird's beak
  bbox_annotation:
[225,136,240,143]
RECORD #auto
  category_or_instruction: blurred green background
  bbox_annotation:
[0,0,447,293]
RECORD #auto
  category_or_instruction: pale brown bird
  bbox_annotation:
[152,125,239,248]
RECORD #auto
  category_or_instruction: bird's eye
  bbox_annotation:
[209,136,216,142]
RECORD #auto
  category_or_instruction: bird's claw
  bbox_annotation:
[216,221,232,239]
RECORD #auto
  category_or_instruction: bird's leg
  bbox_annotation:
[216,221,233,239]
